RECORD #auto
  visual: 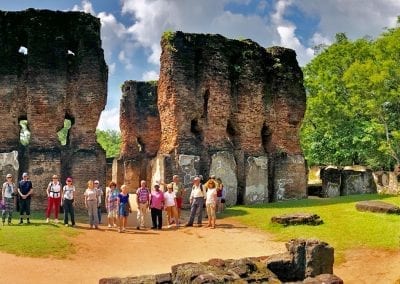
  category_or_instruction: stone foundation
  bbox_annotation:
[99,239,341,284]
[320,166,377,198]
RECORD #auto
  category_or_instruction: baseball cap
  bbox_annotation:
[94,180,99,184]
[6,174,12,178]
[22,172,28,177]
[66,177,73,182]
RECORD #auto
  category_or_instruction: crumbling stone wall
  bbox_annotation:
[119,80,159,190]
[320,166,377,197]
[0,9,107,210]
[119,32,307,203]
[100,239,342,284]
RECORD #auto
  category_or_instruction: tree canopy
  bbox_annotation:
[301,24,400,170]
[96,129,121,158]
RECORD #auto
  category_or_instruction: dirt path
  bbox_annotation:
[0,217,285,284]
[0,215,399,284]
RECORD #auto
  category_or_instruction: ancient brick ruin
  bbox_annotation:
[119,31,307,204]
[100,239,342,283]
[0,9,107,210]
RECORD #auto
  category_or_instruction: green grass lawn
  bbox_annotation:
[223,194,400,262]
[0,212,81,258]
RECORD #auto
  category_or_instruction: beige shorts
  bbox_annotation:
[107,208,118,218]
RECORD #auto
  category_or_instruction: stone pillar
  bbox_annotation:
[112,158,125,187]
[320,166,341,197]
[341,168,377,195]
[244,156,268,204]
[177,154,200,204]
[0,151,19,180]
[273,154,307,201]
[209,151,238,206]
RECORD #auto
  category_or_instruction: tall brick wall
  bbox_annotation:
[0,9,107,210]
[119,81,159,190]
[119,31,307,203]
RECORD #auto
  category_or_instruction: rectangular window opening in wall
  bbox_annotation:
[58,118,73,146]
[18,46,28,55]
[19,119,30,146]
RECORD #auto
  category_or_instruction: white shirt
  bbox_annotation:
[48,182,61,198]
[63,185,75,200]
[164,191,176,207]
[2,182,15,198]
[190,184,205,199]
[206,188,217,205]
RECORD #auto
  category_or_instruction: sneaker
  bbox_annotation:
[108,224,112,228]
[136,226,140,230]
[122,227,126,232]
[118,228,122,233]
[54,219,59,224]
[46,218,49,223]
[19,220,23,224]
[113,224,118,228]
[27,219,30,224]
[184,223,193,227]
[65,224,69,227]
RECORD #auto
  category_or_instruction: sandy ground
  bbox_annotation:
[0,212,399,284]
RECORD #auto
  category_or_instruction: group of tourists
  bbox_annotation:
[1,172,33,225]
[1,172,226,232]
[102,175,226,233]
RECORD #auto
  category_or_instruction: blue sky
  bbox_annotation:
[1,0,399,131]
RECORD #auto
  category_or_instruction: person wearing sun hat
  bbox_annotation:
[2,173,17,225]
[17,172,33,224]
[62,177,76,227]
[45,174,62,224]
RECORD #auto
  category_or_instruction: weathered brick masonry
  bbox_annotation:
[120,32,307,204]
[0,9,107,210]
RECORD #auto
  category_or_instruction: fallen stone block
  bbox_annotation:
[271,213,323,226]
[355,200,400,214]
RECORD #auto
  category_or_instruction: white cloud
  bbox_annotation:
[294,0,400,42]
[271,0,313,65]
[277,25,314,65]
[97,108,120,131]
[72,0,95,15]
[121,0,277,66]
[141,70,159,81]
[108,62,116,75]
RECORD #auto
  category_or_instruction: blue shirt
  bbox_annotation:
[19,180,32,199]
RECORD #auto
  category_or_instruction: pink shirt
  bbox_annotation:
[150,190,164,210]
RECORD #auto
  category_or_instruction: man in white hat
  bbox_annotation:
[185,176,206,227]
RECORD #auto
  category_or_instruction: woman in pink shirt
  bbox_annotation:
[150,184,164,230]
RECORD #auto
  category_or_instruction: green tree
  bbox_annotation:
[96,129,121,158]
[301,27,400,170]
